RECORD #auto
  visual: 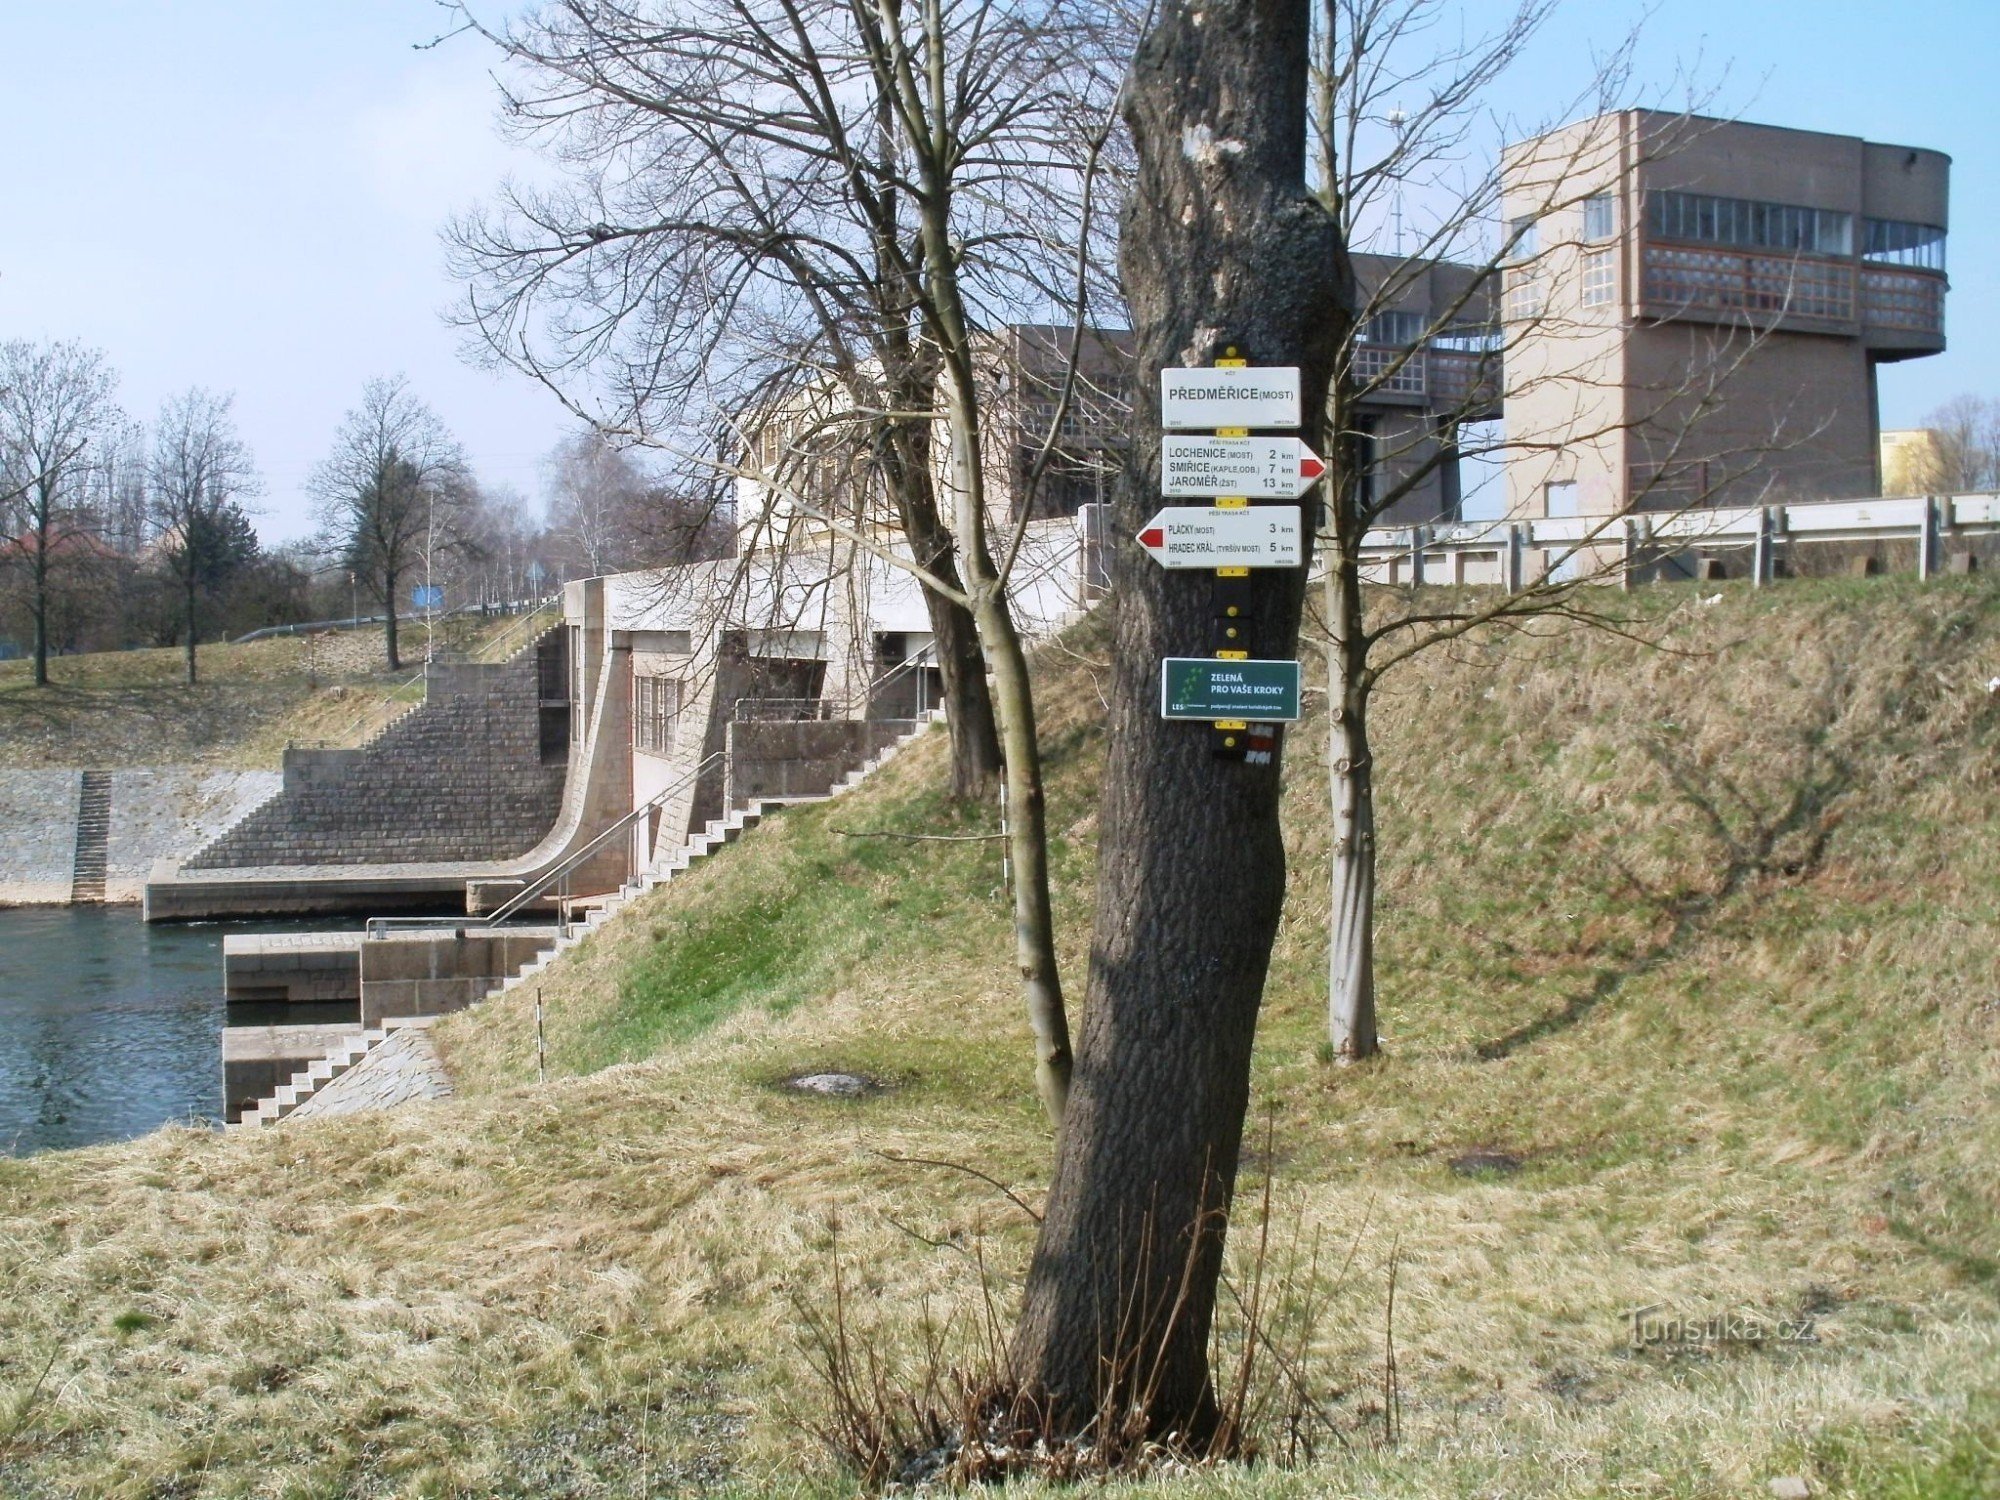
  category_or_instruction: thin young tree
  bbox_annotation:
[0,340,119,684]
[148,389,261,684]
[1008,0,1346,1436]
[309,377,471,672]
[1306,0,1808,1063]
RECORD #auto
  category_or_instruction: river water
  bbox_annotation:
[0,906,330,1155]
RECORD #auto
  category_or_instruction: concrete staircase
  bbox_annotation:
[485,710,945,1002]
[70,771,111,904]
[228,712,943,1129]
[233,1017,437,1129]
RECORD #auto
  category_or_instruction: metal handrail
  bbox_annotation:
[861,640,938,718]
[363,750,725,939]
[472,595,562,664]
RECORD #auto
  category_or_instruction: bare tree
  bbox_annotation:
[447,0,1128,809]
[543,428,640,576]
[309,377,472,671]
[148,388,261,685]
[543,428,733,574]
[1915,395,2000,493]
[0,340,120,684]
[449,0,1128,1122]
[1302,0,1799,1061]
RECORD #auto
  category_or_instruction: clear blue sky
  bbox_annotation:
[1,1,1993,543]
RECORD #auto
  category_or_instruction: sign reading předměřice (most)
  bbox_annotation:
[1159,367,1300,430]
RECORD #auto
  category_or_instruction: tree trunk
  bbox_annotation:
[882,421,1005,800]
[31,513,49,686]
[1009,0,1346,1439]
[383,571,401,672]
[934,353,1074,1126]
[1325,553,1378,1059]
[184,571,200,686]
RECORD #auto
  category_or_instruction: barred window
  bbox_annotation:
[1581,248,1617,307]
[635,675,682,756]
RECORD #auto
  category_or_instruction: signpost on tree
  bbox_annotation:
[1007,0,1349,1445]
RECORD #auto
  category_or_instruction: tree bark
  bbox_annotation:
[1009,0,1346,1438]
[184,570,199,686]
[383,570,401,672]
[1325,553,1378,1059]
[880,419,1005,801]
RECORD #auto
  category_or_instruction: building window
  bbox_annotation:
[634,675,682,756]
[1506,215,1539,260]
[1862,219,1946,273]
[1363,309,1425,346]
[1581,248,1617,307]
[1353,344,1426,394]
[1647,190,1852,257]
[1504,268,1541,321]
[1582,195,1618,242]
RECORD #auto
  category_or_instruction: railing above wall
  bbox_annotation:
[1359,492,1999,589]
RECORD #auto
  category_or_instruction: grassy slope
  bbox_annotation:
[0,614,534,769]
[0,578,1996,1498]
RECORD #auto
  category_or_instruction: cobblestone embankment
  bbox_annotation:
[0,768,281,905]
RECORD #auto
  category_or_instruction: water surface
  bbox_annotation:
[0,906,333,1155]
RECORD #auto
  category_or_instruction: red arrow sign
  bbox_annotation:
[1161,436,1326,499]
[1138,526,1165,549]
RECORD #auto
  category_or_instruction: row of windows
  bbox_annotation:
[1862,218,1947,272]
[1646,190,1853,256]
[1362,311,1505,350]
[1507,194,1616,260]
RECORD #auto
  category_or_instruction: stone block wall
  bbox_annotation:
[726,719,917,804]
[187,646,566,870]
[358,929,560,1026]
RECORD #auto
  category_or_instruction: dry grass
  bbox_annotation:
[0,615,531,769]
[0,577,1996,1496]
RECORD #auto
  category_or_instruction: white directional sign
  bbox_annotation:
[1162,435,1325,499]
[1160,367,1301,430]
[1137,506,1303,568]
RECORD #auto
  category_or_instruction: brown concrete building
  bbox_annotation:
[1499,111,1949,520]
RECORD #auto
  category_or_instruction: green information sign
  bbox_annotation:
[1159,657,1302,721]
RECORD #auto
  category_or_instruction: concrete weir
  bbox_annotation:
[220,925,558,1120]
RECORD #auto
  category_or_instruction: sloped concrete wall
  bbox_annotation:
[0,768,279,905]
[0,771,81,905]
[107,770,282,901]
[726,719,917,803]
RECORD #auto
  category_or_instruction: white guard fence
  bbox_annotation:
[1357,493,2000,589]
